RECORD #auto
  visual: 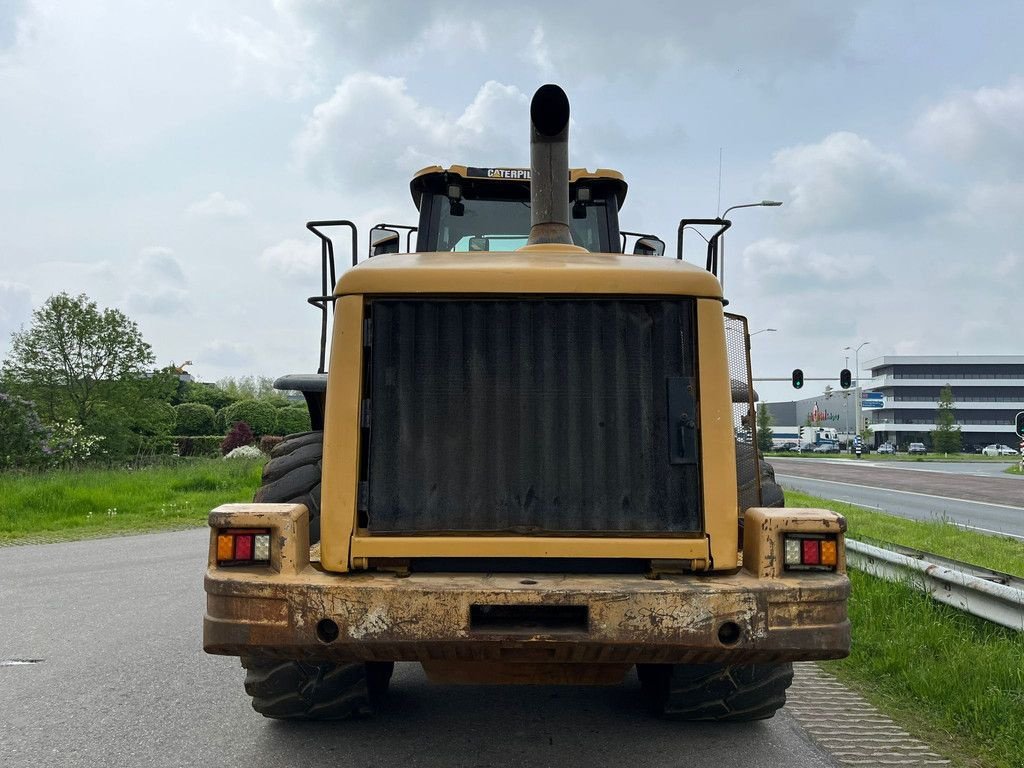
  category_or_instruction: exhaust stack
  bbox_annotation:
[527,84,572,246]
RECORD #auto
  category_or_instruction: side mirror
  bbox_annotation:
[633,236,665,257]
[371,229,400,256]
[468,236,489,252]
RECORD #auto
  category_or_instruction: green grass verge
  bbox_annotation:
[786,489,1024,576]
[765,452,1015,463]
[1005,465,1023,476]
[787,489,1024,768]
[0,459,264,544]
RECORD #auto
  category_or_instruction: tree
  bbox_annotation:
[275,405,312,436]
[3,293,154,425]
[219,399,278,437]
[931,384,962,454]
[0,392,52,469]
[174,402,218,436]
[756,403,774,453]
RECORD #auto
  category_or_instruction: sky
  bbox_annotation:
[1,0,1022,402]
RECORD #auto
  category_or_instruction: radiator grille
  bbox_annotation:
[364,299,701,535]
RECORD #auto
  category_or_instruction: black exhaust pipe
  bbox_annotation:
[527,84,572,246]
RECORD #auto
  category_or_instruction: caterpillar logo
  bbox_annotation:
[466,167,531,180]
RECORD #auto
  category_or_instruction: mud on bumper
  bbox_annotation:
[205,507,850,666]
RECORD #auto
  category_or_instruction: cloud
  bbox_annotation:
[259,238,322,282]
[186,192,250,220]
[294,75,528,191]
[125,287,189,316]
[201,339,256,368]
[740,237,876,292]
[0,281,33,346]
[137,246,185,285]
[761,132,945,233]
[913,78,1024,175]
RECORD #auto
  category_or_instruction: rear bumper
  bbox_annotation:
[205,565,849,665]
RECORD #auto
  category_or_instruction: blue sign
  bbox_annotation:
[863,392,884,400]
[862,400,884,408]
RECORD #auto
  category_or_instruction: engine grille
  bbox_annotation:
[364,299,701,535]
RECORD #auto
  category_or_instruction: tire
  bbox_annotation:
[637,662,793,721]
[254,430,323,544]
[736,441,786,509]
[759,459,785,508]
[241,657,395,721]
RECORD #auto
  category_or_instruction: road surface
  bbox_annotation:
[773,458,1024,540]
[0,529,839,768]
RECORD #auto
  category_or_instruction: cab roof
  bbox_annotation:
[410,165,628,211]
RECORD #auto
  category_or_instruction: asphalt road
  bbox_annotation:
[773,458,1024,540]
[0,529,837,768]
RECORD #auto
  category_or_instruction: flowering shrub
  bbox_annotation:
[49,419,106,464]
[0,392,52,470]
[223,445,263,460]
[220,421,255,455]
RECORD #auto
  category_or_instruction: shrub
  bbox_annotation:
[0,392,52,470]
[221,421,255,455]
[218,399,278,437]
[175,436,222,457]
[49,419,106,464]
[275,405,312,436]
[259,435,285,454]
[224,445,263,460]
[174,403,217,436]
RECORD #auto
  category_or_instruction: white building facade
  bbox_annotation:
[862,355,1024,451]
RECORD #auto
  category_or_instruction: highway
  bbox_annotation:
[0,530,839,768]
[773,457,1024,540]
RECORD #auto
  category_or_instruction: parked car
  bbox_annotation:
[877,443,895,454]
[907,442,927,455]
[812,444,839,453]
[982,444,1019,456]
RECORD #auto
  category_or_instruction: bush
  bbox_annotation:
[49,419,106,464]
[275,405,312,435]
[175,436,222,457]
[221,421,255,455]
[224,445,263,460]
[259,435,285,454]
[174,403,217,436]
[218,399,278,437]
[0,392,52,470]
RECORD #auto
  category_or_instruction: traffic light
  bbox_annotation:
[840,368,852,389]
[1016,411,1024,438]
[792,369,804,389]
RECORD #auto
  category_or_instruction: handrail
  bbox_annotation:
[675,218,731,275]
[305,221,358,374]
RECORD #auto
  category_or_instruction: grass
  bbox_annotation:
[1005,465,1023,476]
[787,489,1024,768]
[765,451,1016,463]
[0,458,264,544]
[786,489,1024,576]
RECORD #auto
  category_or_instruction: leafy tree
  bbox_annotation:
[221,421,255,455]
[0,392,52,469]
[275,405,312,436]
[756,402,774,453]
[931,384,962,454]
[179,380,238,411]
[3,292,154,425]
[219,399,278,437]
[218,376,285,402]
[174,403,218,436]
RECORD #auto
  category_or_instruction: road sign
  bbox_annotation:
[863,392,884,400]
[862,399,885,408]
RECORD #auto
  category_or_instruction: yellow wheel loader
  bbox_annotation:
[204,84,849,722]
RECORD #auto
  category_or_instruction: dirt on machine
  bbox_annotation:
[203,83,849,722]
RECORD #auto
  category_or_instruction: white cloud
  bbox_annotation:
[125,287,189,316]
[294,75,528,191]
[913,79,1024,175]
[762,132,945,233]
[201,339,256,368]
[259,238,322,282]
[186,192,250,220]
[740,237,876,292]
[0,280,33,346]
[137,246,185,285]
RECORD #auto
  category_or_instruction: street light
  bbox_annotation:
[719,200,783,292]
[844,341,870,433]
[750,328,777,337]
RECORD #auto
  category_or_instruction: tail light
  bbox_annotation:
[216,529,271,566]
[783,534,838,571]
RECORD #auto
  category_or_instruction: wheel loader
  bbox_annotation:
[203,84,849,721]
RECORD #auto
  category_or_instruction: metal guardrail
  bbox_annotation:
[846,538,1024,631]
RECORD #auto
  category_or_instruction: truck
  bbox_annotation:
[204,84,849,722]
[771,426,839,452]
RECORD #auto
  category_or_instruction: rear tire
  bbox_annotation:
[241,658,394,721]
[637,662,793,721]
[254,430,323,544]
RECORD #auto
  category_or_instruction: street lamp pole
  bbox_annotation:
[844,341,870,433]
[750,327,777,337]
[719,200,783,292]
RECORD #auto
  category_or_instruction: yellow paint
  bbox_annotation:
[335,250,722,299]
[349,535,710,560]
[696,299,740,569]
[319,297,364,573]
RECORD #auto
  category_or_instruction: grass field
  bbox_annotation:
[0,459,264,544]
[788,489,1024,768]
